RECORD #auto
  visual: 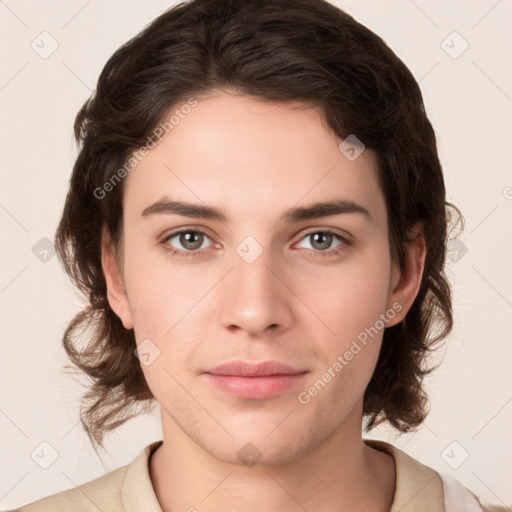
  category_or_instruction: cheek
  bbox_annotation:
[122,236,199,336]
[293,241,393,404]
[123,245,212,386]
[295,255,391,410]
[295,240,392,342]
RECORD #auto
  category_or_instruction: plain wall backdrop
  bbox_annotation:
[0,0,511,508]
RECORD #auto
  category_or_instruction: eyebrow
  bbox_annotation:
[141,198,372,223]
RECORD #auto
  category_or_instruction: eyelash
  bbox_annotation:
[161,228,351,260]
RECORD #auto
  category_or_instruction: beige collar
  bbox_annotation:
[119,438,444,511]
[364,438,444,512]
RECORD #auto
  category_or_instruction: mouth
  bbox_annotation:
[203,360,309,399]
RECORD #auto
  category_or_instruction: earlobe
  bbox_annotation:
[101,228,134,330]
[386,223,427,327]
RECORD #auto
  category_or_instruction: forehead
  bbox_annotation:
[123,92,386,229]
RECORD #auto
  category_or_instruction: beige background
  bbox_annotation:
[0,0,511,508]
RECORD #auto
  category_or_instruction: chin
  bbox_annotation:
[207,438,305,468]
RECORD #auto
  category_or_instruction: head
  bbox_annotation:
[56,0,461,457]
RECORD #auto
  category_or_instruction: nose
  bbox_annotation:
[218,243,293,337]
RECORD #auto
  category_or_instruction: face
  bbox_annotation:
[103,90,423,466]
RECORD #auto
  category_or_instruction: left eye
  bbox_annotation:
[295,230,346,252]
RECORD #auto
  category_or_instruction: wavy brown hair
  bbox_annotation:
[55,0,462,453]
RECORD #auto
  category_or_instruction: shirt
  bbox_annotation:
[10,438,506,511]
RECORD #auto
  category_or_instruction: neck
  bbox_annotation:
[149,411,396,512]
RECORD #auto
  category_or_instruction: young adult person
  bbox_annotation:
[13,0,510,510]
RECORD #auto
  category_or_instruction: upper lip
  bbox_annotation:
[205,360,307,377]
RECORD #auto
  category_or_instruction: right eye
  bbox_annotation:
[162,229,215,258]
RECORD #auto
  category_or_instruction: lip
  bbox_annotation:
[206,360,306,377]
[203,360,309,399]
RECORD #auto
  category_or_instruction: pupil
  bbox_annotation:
[182,232,201,249]
[313,232,331,250]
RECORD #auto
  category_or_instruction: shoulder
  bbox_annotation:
[364,438,511,512]
[438,470,512,512]
[9,440,164,512]
[9,463,128,512]
[479,504,512,512]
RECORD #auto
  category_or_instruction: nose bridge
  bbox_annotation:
[219,234,290,333]
[234,236,276,292]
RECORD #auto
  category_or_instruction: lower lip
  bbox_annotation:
[203,373,308,399]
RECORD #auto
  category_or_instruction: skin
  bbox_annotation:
[102,90,426,512]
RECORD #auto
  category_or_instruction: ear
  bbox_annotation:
[386,222,427,327]
[101,227,134,330]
